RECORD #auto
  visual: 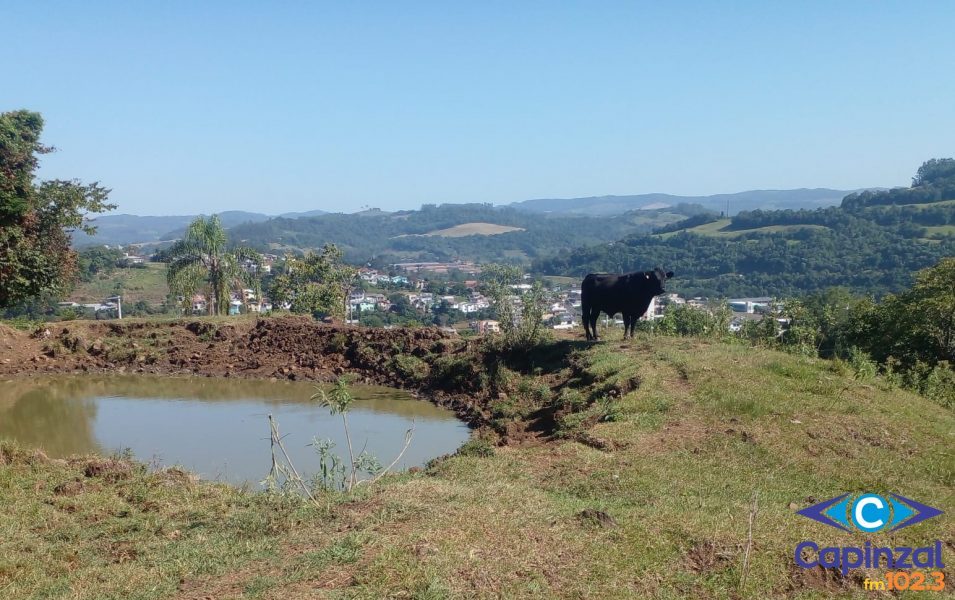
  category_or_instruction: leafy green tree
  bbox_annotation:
[912,158,955,187]
[480,264,548,349]
[0,110,115,309]
[910,258,955,362]
[843,259,955,368]
[657,303,730,339]
[270,244,357,319]
[77,247,123,282]
[165,215,261,315]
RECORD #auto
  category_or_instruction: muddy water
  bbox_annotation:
[0,375,470,485]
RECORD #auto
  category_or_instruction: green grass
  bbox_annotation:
[658,219,830,239]
[2,336,954,598]
[419,222,526,237]
[893,198,955,209]
[69,263,169,306]
[922,225,955,239]
[542,275,578,287]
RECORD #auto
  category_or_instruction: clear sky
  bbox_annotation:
[5,1,954,216]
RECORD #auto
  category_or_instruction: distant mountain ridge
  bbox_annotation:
[72,188,864,247]
[509,188,862,216]
[73,209,327,247]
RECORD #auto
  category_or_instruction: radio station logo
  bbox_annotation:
[793,492,946,590]
[797,492,943,533]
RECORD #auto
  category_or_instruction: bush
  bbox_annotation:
[392,354,430,382]
[920,363,955,409]
[556,387,587,412]
[489,364,520,396]
[847,346,878,380]
[455,438,496,458]
[515,378,552,407]
[658,303,731,339]
[431,355,485,392]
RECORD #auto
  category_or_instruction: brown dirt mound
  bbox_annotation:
[53,479,87,496]
[685,540,737,573]
[0,316,460,383]
[151,467,198,487]
[0,316,576,440]
[576,509,617,528]
[0,323,22,341]
[83,458,133,481]
[786,563,853,595]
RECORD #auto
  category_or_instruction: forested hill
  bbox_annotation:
[226,202,708,264]
[534,160,955,298]
[72,210,327,247]
[509,188,857,216]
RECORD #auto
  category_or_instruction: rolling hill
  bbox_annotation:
[226,203,709,264]
[509,188,861,216]
[534,185,955,298]
[72,209,327,247]
[72,188,864,248]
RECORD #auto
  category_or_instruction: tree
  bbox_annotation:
[910,257,955,362]
[269,244,357,319]
[77,246,123,282]
[912,158,955,187]
[0,110,115,309]
[480,264,548,349]
[165,215,261,315]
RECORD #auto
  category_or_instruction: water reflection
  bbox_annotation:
[0,375,469,484]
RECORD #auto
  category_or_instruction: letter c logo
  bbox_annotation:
[852,494,889,532]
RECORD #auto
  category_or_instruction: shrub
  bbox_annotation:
[597,395,622,422]
[431,355,485,392]
[847,346,878,380]
[921,363,955,409]
[392,354,430,382]
[556,387,587,412]
[456,438,496,458]
[515,378,552,407]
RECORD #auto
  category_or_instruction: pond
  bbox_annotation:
[0,375,470,485]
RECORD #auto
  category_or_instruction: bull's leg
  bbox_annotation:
[582,303,592,340]
[627,313,636,339]
[623,314,632,339]
[589,309,600,341]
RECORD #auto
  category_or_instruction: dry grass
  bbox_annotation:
[419,223,525,237]
[2,336,953,599]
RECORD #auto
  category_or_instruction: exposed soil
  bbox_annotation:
[685,540,738,574]
[0,316,574,441]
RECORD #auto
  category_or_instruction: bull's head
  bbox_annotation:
[652,268,674,295]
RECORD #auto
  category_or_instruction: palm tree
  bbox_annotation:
[166,215,261,316]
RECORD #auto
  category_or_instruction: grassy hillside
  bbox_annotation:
[417,222,526,237]
[657,219,831,239]
[2,334,952,598]
[226,203,707,265]
[67,263,169,306]
[537,192,955,297]
[509,189,856,216]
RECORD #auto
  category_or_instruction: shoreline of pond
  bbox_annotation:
[0,316,496,430]
[0,375,472,485]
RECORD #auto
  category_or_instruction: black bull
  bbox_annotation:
[581,269,674,340]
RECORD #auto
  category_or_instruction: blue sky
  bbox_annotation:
[5,1,954,215]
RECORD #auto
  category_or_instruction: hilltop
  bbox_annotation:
[71,210,327,247]
[2,320,952,598]
[536,176,955,298]
[71,188,863,251]
[509,188,859,216]
[225,203,706,264]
